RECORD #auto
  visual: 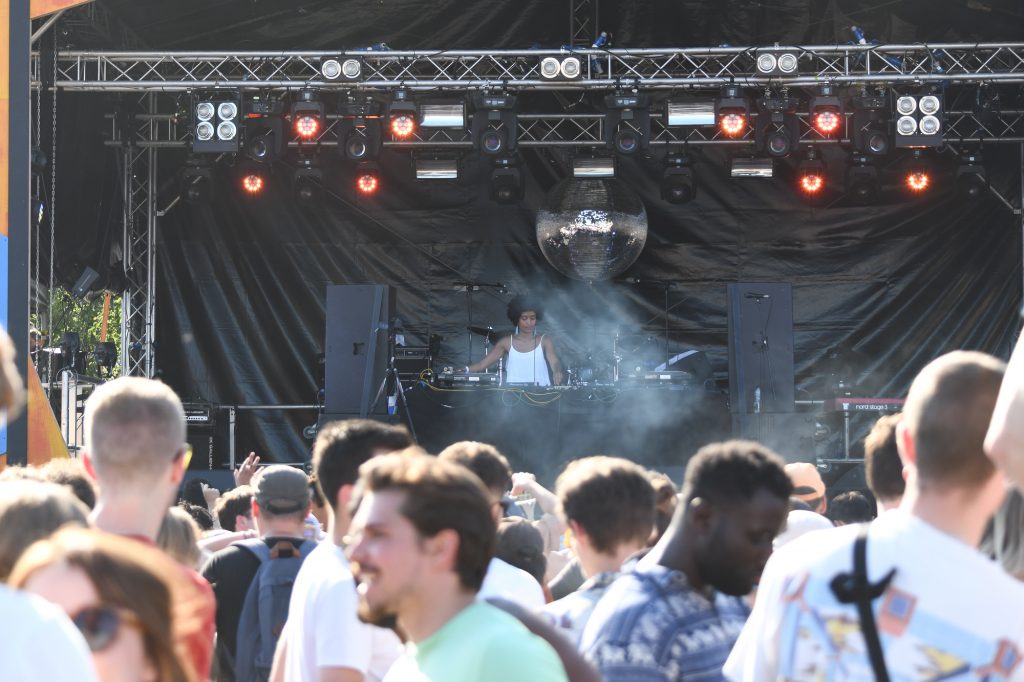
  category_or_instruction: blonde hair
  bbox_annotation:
[157,506,202,569]
[84,377,186,484]
[0,480,89,581]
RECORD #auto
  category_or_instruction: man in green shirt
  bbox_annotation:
[346,453,568,682]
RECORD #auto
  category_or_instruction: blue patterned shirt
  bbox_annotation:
[580,563,750,681]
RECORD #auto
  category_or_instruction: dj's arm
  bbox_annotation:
[542,336,565,385]
[466,337,510,373]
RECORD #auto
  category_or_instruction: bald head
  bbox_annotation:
[902,351,1006,489]
[84,377,187,485]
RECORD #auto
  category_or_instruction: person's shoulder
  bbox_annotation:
[471,604,567,681]
[297,541,355,589]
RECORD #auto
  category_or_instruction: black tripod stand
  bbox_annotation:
[369,320,417,441]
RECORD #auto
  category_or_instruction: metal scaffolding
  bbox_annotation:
[35,43,1024,91]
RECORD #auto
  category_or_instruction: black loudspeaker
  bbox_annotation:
[184,406,231,472]
[324,285,395,416]
[727,283,795,414]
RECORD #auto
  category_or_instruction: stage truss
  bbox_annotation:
[30,43,1024,377]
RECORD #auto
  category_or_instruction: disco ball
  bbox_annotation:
[536,179,648,281]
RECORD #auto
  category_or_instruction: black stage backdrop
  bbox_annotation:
[143,141,1022,471]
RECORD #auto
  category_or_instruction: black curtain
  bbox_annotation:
[154,143,1022,465]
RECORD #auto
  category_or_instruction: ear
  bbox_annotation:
[81,452,98,481]
[169,449,186,487]
[896,421,916,467]
[687,497,715,535]
[250,498,261,519]
[424,528,460,572]
[336,483,354,514]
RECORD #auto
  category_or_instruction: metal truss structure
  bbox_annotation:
[33,44,1024,376]
[117,94,158,378]
[33,43,1024,91]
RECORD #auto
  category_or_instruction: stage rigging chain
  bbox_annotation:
[47,30,59,393]
[32,52,41,355]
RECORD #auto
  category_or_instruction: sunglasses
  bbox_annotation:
[71,606,141,652]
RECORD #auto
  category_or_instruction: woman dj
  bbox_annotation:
[466,297,565,386]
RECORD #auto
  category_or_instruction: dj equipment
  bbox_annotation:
[395,346,432,380]
[435,372,501,387]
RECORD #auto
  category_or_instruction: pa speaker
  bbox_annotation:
[324,285,395,416]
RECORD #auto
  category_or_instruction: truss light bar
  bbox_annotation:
[420,102,466,128]
[415,159,459,180]
[730,157,773,178]
[572,157,616,178]
[665,100,716,126]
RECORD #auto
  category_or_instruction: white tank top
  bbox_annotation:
[506,334,551,386]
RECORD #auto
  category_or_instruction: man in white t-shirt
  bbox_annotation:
[726,351,1024,681]
[272,419,413,682]
[438,441,546,609]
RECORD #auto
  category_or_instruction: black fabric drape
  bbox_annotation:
[154,144,1022,465]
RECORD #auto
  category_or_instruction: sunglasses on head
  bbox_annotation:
[71,606,140,652]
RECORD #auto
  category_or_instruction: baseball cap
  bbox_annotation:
[784,462,825,502]
[253,465,311,515]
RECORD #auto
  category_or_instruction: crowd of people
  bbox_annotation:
[4,324,1024,681]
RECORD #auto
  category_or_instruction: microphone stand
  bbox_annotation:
[369,321,417,441]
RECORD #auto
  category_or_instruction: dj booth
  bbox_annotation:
[398,381,731,483]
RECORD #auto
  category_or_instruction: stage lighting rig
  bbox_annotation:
[851,93,890,156]
[242,98,285,163]
[419,100,466,129]
[179,157,214,203]
[389,93,418,141]
[955,151,987,199]
[845,154,879,202]
[904,150,931,193]
[661,154,696,204]
[191,92,241,153]
[716,86,749,138]
[894,91,943,148]
[291,90,324,142]
[604,92,650,156]
[797,148,826,195]
[572,157,616,178]
[293,157,323,203]
[755,92,799,158]
[337,101,382,161]
[472,93,518,156]
[414,158,459,180]
[490,157,523,204]
[665,99,716,127]
[355,162,381,195]
[809,85,843,137]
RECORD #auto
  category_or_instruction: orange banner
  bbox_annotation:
[1,0,9,240]
[26,362,69,465]
[31,0,91,19]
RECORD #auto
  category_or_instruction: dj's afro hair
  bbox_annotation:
[506,296,545,326]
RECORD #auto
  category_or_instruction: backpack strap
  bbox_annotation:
[829,524,897,682]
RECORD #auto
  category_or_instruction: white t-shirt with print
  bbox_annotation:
[725,510,1024,681]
